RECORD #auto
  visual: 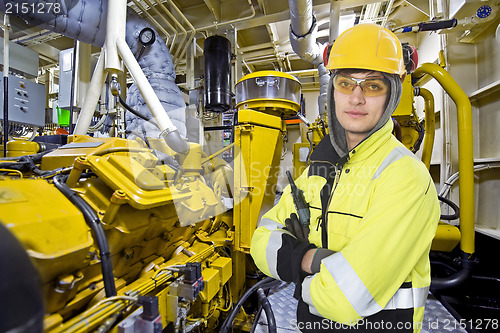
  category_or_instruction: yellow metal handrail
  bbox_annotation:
[416,87,435,170]
[413,63,475,255]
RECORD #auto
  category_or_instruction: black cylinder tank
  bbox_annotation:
[204,35,232,112]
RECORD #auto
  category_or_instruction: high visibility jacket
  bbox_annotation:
[251,120,440,332]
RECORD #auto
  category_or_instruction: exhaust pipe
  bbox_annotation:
[288,0,330,115]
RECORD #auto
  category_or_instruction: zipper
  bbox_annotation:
[321,165,342,248]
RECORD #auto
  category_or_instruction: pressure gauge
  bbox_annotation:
[139,27,156,46]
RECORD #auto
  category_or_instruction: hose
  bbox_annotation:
[219,277,279,333]
[53,175,117,297]
[438,195,459,220]
[306,131,313,165]
[118,95,159,129]
[0,150,59,176]
[431,252,474,290]
[256,288,277,333]
[439,163,500,198]
[0,150,49,161]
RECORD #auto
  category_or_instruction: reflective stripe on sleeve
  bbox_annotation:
[261,218,294,280]
[372,146,418,180]
[385,286,429,310]
[302,275,323,317]
[322,252,383,317]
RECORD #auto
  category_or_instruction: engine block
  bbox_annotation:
[0,135,238,332]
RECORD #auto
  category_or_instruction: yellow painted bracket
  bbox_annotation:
[431,222,461,252]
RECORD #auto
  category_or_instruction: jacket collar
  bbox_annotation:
[345,119,394,164]
[310,119,394,169]
[309,135,341,166]
[308,135,343,179]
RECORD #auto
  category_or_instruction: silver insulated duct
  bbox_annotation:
[0,0,186,140]
[288,0,330,115]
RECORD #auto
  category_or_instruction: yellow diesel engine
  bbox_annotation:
[0,136,238,332]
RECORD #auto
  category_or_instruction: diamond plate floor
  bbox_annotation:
[254,282,467,333]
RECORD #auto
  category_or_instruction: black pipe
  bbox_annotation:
[438,195,460,220]
[3,76,8,156]
[431,252,474,290]
[204,126,233,131]
[220,277,279,333]
[256,288,277,333]
[471,275,500,284]
[69,40,78,134]
[53,175,117,297]
[418,18,457,32]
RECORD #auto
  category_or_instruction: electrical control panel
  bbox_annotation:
[0,74,46,127]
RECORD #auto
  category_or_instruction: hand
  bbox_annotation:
[308,248,336,273]
[284,213,309,243]
[301,249,317,273]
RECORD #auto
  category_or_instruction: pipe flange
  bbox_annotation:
[159,127,177,138]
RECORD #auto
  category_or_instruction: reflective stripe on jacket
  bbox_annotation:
[250,120,440,332]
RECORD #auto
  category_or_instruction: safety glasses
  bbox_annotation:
[333,73,389,97]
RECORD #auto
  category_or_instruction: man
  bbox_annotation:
[250,24,440,332]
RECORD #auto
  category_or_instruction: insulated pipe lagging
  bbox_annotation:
[1,0,187,141]
[0,0,107,46]
[289,16,321,65]
[117,38,189,154]
[288,0,329,115]
[317,64,329,115]
[123,10,187,141]
[329,0,341,43]
[289,0,315,37]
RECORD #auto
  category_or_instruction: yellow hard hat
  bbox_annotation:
[327,23,405,76]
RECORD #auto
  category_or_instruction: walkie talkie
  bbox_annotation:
[285,171,310,227]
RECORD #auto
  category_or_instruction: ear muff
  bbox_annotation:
[323,43,333,67]
[402,43,418,73]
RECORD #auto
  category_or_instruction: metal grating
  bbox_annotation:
[254,283,468,333]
